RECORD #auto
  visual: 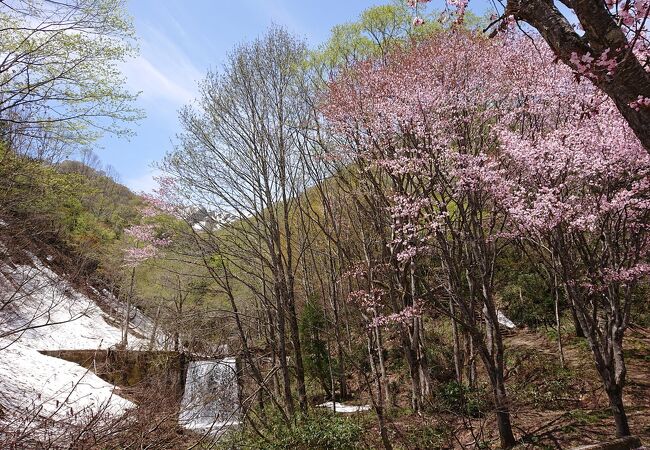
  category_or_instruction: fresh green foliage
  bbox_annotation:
[0,0,142,153]
[508,349,580,410]
[0,145,141,267]
[222,412,363,450]
[501,273,556,328]
[436,380,486,418]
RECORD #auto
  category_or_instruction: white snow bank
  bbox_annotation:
[0,255,153,350]
[0,250,160,433]
[497,311,516,330]
[0,340,133,422]
[318,401,371,413]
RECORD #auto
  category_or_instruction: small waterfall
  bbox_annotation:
[179,357,240,433]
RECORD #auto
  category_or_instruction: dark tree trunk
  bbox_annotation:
[275,284,294,416]
[606,386,631,437]
[284,283,308,413]
[481,306,517,449]
[493,368,517,448]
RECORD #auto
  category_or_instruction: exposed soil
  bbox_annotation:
[360,325,650,449]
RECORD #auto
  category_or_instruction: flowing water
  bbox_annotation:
[179,357,240,434]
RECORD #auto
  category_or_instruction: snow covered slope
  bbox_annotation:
[0,250,160,431]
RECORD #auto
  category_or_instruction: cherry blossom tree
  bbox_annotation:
[323,31,552,448]
[406,0,650,151]
[493,98,650,437]
[325,20,650,443]
[120,201,171,347]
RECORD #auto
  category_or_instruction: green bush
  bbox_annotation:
[437,380,486,418]
[299,300,333,397]
[222,412,363,450]
[406,423,451,449]
[501,273,555,328]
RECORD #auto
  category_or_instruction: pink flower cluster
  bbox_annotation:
[569,49,618,80]
[371,300,424,327]
[324,30,650,316]
[348,288,385,310]
[406,0,432,27]
[630,95,650,111]
[123,223,172,267]
[139,176,184,219]
[406,0,430,6]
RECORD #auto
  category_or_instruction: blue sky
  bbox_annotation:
[99,0,493,192]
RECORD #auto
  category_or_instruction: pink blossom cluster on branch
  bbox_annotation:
[630,96,650,111]
[123,223,172,268]
[348,288,385,310]
[370,301,424,327]
[492,100,650,288]
[140,176,184,218]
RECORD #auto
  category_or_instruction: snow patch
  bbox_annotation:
[0,251,164,435]
[0,258,150,351]
[318,401,371,413]
[497,311,516,330]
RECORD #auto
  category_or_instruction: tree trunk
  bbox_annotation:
[491,362,517,448]
[148,301,162,351]
[606,386,631,437]
[275,284,294,416]
[483,306,517,448]
[450,300,463,383]
[121,267,136,348]
[553,274,565,368]
[285,286,307,413]
[367,333,393,450]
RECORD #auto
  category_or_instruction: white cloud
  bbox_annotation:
[125,168,163,194]
[121,56,195,106]
[121,22,204,109]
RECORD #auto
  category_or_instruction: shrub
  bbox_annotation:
[222,411,363,450]
[436,380,486,418]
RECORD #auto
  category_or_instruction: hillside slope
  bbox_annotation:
[0,230,162,439]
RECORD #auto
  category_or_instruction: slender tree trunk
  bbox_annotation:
[284,285,307,413]
[122,267,135,347]
[483,308,517,448]
[372,312,390,408]
[367,333,393,450]
[450,300,463,383]
[494,381,517,449]
[148,300,162,351]
[553,274,565,368]
[275,283,294,417]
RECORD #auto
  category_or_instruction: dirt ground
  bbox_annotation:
[503,326,650,449]
[363,325,650,449]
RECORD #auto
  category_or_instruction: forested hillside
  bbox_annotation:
[1,0,649,449]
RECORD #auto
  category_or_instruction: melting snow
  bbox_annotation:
[497,311,517,330]
[318,401,371,413]
[0,341,133,420]
[0,257,151,351]
[0,250,159,432]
